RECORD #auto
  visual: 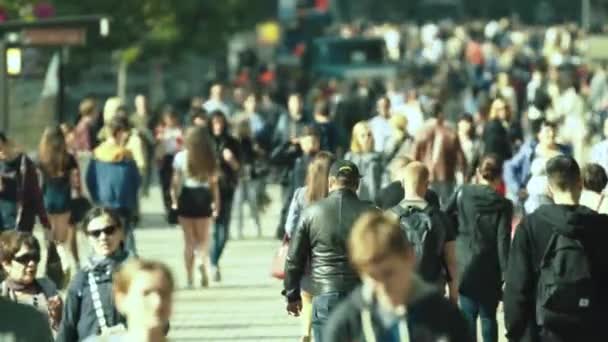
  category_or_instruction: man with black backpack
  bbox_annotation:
[388,161,458,304]
[504,155,608,342]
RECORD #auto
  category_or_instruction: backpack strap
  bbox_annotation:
[538,233,560,272]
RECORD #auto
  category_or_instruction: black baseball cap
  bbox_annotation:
[329,160,362,180]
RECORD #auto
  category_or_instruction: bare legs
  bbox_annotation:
[180,216,212,288]
[48,213,78,286]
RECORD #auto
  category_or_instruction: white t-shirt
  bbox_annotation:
[159,127,183,155]
[173,150,209,188]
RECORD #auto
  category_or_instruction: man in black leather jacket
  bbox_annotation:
[284,160,379,342]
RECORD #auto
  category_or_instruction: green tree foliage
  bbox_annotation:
[53,0,275,60]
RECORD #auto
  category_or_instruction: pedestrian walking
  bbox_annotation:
[83,259,174,342]
[388,161,458,302]
[504,156,608,342]
[208,111,241,282]
[579,163,608,214]
[155,107,184,224]
[374,156,440,211]
[57,208,133,341]
[38,126,81,285]
[204,83,231,117]
[273,93,310,147]
[86,116,140,255]
[0,231,63,332]
[445,154,513,342]
[324,211,472,342]
[482,98,513,163]
[503,119,569,208]
[312,99,339,154]
[411,102,467,206]
[0,132,49,232]
[271,125,321,239]
[368,95,393,153]
[522,121,566,213]
[284,151,335,342]
[345,121,383,202]
[233,120,263,239]
[284,160,378,342]
[171,127,220,288]
[130,94,156,198]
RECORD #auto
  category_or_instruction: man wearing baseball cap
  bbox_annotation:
[284,159,379,342]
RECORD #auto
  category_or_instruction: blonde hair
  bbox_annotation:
[401,161,429,192]
[113,259,174,296]
[103,97,124,124]
[350,121,374,154]
[349,211,410,270]
[79,98,97,117]
[184,127,217,182]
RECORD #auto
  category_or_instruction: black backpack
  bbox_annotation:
[392,205,445,281]
[536,232,598,329]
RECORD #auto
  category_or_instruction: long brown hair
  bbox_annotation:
[39,126,68,177]
[185,126,217,182]
[305,151,335,204]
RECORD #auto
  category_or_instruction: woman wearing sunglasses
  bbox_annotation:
[0,231,63,332]
[57,207,132,341]
[84,259,174,342]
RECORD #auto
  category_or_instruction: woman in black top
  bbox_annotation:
[38,126,81,284]
[445,154,513,342]
[482,98,513,163]
[208,110,240,282]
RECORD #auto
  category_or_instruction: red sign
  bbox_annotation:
[22,28,86,46]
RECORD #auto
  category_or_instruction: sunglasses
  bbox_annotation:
[13,252,41,265]
[87,225,119,238]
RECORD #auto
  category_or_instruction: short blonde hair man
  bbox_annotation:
[400,161,430,198]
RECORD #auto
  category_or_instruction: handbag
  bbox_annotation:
[69,197,92,225]
[271,236,290,280]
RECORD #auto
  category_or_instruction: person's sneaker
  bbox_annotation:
[212,267,222,282]
[200,265,209,288]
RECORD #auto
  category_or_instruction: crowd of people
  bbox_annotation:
[0,17,608,342]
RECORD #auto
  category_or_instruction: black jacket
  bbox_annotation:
[211,133,241,192]
[270,141,314,190]
[504,205,608,342]
[56,251,130,342]
[445,184,512,302]
[0,298,54,341]
[482,119,512,162]
[284,189,378,301]
[324,277,472,342]
[375,181,440,210]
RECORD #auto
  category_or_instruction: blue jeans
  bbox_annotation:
[459,295,499,342]
[312,292,348,342]
[211,190,234,267]
[116,209,137,256]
